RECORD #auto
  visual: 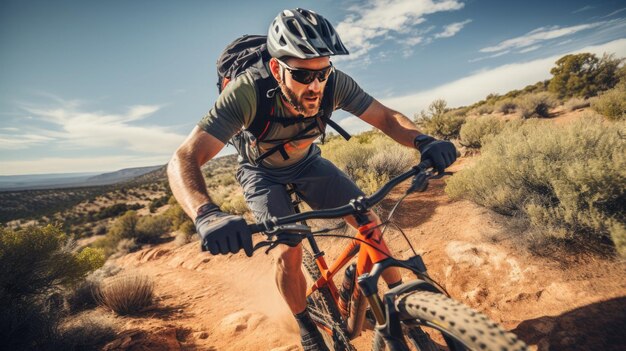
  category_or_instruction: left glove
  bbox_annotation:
[414,134,457,173]
[194,203,254,257]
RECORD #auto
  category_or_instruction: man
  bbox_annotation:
[167,8,456,351]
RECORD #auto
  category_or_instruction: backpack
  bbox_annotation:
[216,34,351,165]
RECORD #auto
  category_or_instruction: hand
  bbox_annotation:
[195,203,253,257]
[414,134,457,173]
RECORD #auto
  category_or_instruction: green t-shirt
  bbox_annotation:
[198,68,374,168]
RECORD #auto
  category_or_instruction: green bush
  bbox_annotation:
[548,53,623,98]
[0,225,104,348]
[135,215,171,243]
[415,99,466,139]
[516,92,557,118]
[320,134,417,194]
[446,116,626,256]
[591,85,626,120]
[459,115,506,149]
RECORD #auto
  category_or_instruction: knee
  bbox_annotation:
[272,244,303,273]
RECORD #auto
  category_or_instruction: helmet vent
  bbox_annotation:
[320,22,329,38]
[304,25,317,39]
[279,35,287,46]
[318,47,330,55]
[286,19,304,37]
[298,44,315,55]
[274,25,280,33]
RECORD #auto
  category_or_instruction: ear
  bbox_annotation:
[269,58,281,83]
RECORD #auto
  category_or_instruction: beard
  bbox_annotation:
[279,82,322,117]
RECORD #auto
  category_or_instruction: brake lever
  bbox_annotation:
[252,233,306,254]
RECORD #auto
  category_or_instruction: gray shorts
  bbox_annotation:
[235,145,365,222]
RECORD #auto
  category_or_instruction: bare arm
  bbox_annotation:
[167,126,226,220]
[358,99,422,147]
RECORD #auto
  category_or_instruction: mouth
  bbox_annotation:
[303,96,320,103]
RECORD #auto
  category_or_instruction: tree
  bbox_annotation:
[548,53,623,98]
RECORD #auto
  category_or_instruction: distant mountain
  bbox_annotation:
[0,165,163,191]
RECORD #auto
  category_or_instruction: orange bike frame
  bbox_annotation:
[306,220,393,305]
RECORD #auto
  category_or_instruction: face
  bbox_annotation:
[271,56,332,117]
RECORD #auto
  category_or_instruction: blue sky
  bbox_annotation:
[1,0,625,175]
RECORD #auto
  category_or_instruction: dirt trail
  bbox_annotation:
[103,158,626,351]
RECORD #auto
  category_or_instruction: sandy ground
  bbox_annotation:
[94,154,626,351]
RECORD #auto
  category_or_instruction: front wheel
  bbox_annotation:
[394,291,528,351]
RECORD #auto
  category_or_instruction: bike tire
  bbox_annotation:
[372,323,439,351]
[395,291,528,351]
[302,249,355,351]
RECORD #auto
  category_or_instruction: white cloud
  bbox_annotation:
[572,5,594,14]
[335,0,464,60]
[480,21,606,53]
[468,50,510,63]
[434,19,472,38]
[603,8,626,18]
[7,101,186,154]
[380,38,626,117]
[0,133,55,150]
[337,115,374,135]
[519,45,541,53]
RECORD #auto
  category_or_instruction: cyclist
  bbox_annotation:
[167,8,456,351]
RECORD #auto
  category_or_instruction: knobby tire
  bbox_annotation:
[303,249,355,351]
[394,291,528,351]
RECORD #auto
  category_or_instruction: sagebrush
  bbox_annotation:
[446,116,626,256]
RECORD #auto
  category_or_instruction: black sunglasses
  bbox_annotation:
[277,60,334,85]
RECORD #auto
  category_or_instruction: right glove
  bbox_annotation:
[414,134,457,173]
[194,203,254,257]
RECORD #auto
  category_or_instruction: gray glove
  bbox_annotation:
[414,134,457,173]
[195,203,253,257]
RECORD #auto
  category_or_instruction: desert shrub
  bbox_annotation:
[174,231,192,247]
[179,220,196,236]
[94,273,154,315]
[495,99,517,114]
[149,195,169,213]
[320,134,417,194]
[58,314,118,350]
[94,223,107,235]
[470,103,495,116]
[135,215,171,243]
[107,210,139,242]
[116,238,140,255]
[0,225,105,348]
[220,193,249,215]
[563,97,590,111]
[516,92,557,118]
[459,115,506,149]
[415,99,465,139]
[446,116,626,256]
[163,203,194,232]
[591,85,626,120]
[67,263,123,313]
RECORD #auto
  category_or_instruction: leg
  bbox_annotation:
[270,243,308,314]
[236,166,309,313]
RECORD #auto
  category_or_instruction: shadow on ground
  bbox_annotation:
[513,296,626,351]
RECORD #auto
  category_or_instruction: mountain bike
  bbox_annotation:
[247,160,528,351]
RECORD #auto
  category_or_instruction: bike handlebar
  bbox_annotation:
[248,159,434,235]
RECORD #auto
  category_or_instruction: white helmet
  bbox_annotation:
[267,8,349,59]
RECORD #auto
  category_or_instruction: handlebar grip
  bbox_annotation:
[417,158,433,171]
[248,223,266,234]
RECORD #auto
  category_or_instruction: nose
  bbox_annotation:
[308,77,322,92]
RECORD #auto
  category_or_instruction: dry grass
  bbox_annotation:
[94,272,155,315]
